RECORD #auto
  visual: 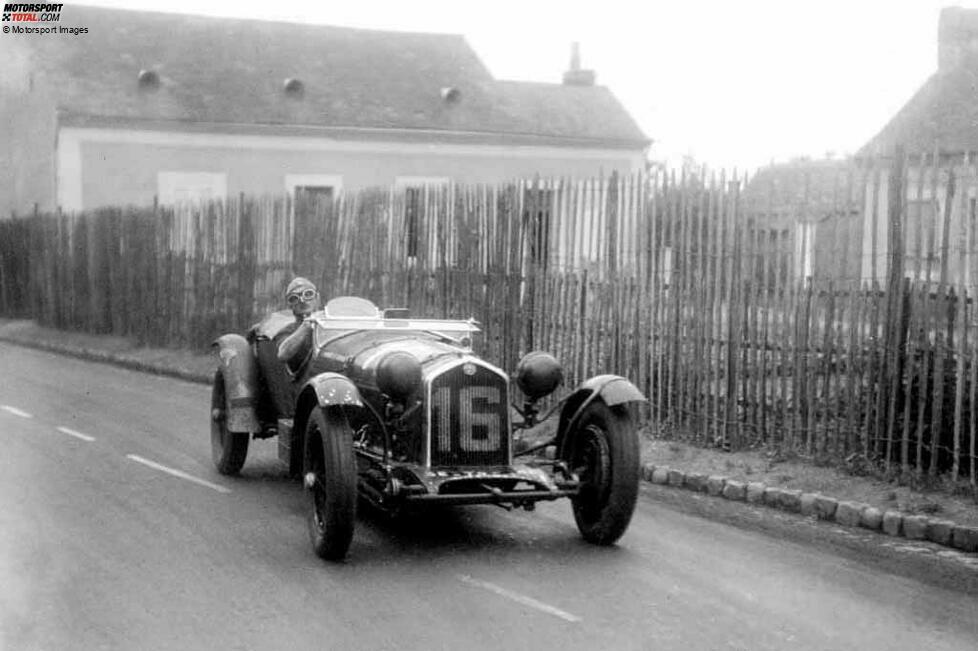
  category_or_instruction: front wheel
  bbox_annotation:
[567,401,640,545]
[210,370,250,475]
[304,408,357,561]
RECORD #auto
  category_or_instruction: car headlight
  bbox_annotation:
[376,352,422,402]
[515,351,563,400]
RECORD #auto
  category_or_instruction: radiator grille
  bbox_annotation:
[429,363,509,467]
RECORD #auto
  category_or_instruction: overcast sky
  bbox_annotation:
[73,0,978,171]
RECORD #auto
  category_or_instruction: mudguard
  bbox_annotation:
[288,373,365,477]
[555,375,645,458]
[301,372,364,409]
[212,334,261,434]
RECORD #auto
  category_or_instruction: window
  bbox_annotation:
[294,185,334,201]
[292,186,334,223]
[523,188,553,269]
[157,172,227,206]
[405,186,423,258]
[904,198,940,280]
[284,174,342,204]
[394,177,450,260]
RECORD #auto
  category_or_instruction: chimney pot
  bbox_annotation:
[938,6,978,72]
[562,41,596,86]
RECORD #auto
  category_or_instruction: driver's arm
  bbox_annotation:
[276,319,314,367]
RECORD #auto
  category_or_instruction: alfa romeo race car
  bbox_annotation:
[210,296,644,561]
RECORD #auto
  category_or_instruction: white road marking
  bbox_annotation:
[56,426,95,442]
[126,454,231,494]
[1,405,33,419]
[457,575,581,623]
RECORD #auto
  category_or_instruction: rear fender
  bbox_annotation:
[213,334,260,433]
[555,375,645,459]
[289,373,365,476]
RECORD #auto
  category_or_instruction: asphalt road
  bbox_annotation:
[2,342,978,651]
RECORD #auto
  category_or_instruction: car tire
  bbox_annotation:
[567,401,640,546]
[211,370,250,475]
[304,407,357,561]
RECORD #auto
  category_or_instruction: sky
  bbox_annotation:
[65,0,978,171]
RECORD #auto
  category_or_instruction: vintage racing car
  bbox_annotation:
[210,296,644,561]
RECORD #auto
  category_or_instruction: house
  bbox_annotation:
[858,6,978,287]
[0,5,649,217]
[741,157,862,285]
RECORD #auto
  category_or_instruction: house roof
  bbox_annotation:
[741,158,860,224]
[859,62,978,157]
[7,5,648,149]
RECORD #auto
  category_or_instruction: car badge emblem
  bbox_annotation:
[463,362,477,376]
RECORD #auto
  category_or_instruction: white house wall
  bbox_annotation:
[860,173,890,284]
[795,222,815,280]
[860,165,978,289]
[55,127,646,212]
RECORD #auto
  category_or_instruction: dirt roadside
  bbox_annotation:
[2,318,977,537]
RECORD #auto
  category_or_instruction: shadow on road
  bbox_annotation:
[219,453,638,567]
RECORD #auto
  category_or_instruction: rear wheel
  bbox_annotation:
[304,408,357,561]
[567,401,640,545]
[210,371,249,475]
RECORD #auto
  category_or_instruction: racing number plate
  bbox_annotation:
[430,363,509,466]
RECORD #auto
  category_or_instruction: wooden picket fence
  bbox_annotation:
[2,161,978,485]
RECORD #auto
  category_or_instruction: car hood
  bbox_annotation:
[314,329,474,385]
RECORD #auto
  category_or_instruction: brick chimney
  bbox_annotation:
[938,6,978,72]
[562,42,596,86]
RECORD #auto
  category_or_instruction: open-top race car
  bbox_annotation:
[210,296,644,561]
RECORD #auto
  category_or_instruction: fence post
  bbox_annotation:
[882,149,908,473]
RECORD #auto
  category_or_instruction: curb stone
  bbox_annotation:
[952,526,978,553]
[684,473,709,492]
[882,511,904,536]
[722,480,746,501]
[814,495,838,521]
[800,493,818,517]
[642,463,656,482]
[763,487,786,508]
[745,482,766,504]
[706,476,726,496]
[834,501,864,528]
[927,520,955,546]
[779,489,803,513]
[667,469,685,487]
[903,515,930,540]
[643,467,977,556]
[860,506,883,531]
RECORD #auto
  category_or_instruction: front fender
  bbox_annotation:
[290,373,365,477]
[213,333,260,433]
[301,373,364,409]
[555,375,645,458]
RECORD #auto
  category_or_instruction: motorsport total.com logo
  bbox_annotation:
[2,3,63,22]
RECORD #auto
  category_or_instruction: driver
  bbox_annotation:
[277,276,322,372]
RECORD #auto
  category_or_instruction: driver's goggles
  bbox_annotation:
[287,289,317,305]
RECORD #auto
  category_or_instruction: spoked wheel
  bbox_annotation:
[304,407,357,561]
[210,370,249,475]
[568,401,640,545]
